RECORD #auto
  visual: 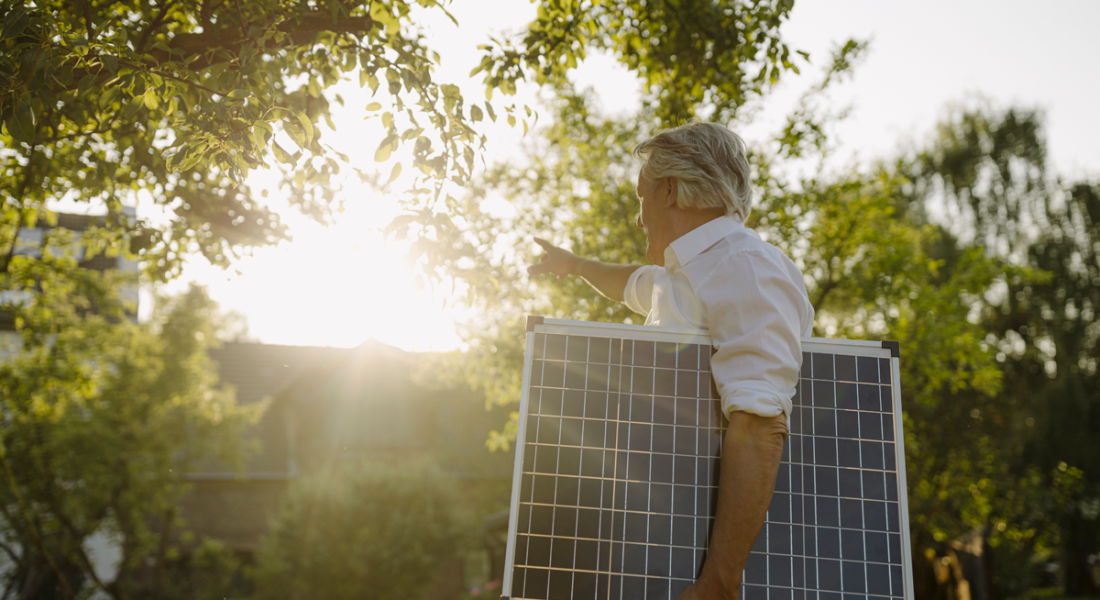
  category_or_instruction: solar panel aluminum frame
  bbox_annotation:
[503,317,915,600]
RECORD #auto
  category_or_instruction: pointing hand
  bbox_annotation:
[527,237,582,280]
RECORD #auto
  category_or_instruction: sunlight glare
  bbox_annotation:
[171,196,467,352]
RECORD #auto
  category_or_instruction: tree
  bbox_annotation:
[1,0,803,284]
[251,460,467,600]
[0,263,260,600]
[904,106,1100,596]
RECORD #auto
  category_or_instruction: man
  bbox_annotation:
[527,122,815,599]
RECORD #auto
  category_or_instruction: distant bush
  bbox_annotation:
[251,461,467,600]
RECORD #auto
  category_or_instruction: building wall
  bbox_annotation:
[177,480,291,552]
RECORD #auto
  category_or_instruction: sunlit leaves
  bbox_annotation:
[0,0,496,283]
[474,0,805,124]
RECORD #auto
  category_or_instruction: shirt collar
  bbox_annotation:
[664,215,745,270]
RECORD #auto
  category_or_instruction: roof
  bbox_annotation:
[207,342,361,406]
[194,339,514,480]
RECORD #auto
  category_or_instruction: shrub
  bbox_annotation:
[252,461,467,600]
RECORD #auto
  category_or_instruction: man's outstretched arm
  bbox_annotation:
[678,411,789,600]
[526,238,640,302]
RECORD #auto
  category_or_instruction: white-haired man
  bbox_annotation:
[528,122,815,600]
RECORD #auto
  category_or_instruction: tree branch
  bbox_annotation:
[153,11,374,70]
[0,442,76,600]
[199,0,225,29]
[136,0,176,54]
[82,0,95,42]
[811,217,859,310]
[151,506,176,592]
[47,511,110,595]
[1,145,37,276]
[1,568,17,600]
[0,540,18,565]
[116,58,228,96]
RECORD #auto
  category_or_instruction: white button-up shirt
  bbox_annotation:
[623,216,815,419]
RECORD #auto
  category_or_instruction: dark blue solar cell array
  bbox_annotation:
[508,332,906,600]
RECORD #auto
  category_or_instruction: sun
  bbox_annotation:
[177,195,465,352]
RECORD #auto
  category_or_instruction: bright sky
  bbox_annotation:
[150,0,1100,352]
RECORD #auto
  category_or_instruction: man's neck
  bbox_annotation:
[667,206,728,241]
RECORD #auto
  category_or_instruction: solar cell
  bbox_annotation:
[504,318,914,600]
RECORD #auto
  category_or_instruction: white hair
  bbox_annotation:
[633,122,753,220]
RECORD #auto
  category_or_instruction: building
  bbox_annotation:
[0,209,140,355]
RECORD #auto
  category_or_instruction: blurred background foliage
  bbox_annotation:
[251,461,467,600]
[0,276,259,598]
[1,0,1097,598]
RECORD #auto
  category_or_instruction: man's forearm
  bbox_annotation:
[574,258,640,303]
[696,412,788,597]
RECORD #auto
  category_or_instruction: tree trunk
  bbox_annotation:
[1062,513,1099,596]
[15,565,46,600]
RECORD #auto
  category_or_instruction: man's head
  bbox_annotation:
[633,122,753,265]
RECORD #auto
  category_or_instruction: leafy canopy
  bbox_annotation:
[1,0,803,284]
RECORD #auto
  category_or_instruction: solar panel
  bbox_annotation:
[503,317,914,600]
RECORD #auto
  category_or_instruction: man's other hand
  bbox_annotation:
[527,238,582,280]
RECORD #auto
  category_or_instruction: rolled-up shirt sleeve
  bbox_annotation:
[623,265,659,317]
[698,250,807,419]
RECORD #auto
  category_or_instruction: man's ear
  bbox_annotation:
[664,177,679,209]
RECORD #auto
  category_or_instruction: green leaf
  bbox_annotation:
[485,102,496,122]
[5,101,35,143]
[374,134,396,162]
[179,145,206,170]
[291,110,314,146]
[386,162,402,184]
[122,96,144,119]
[77,74,96,96]
[272,141,294,164]
[250,121,271,152]
[228,89,251,99]
[101,55,118,74]
[1,9,29,40]
[98,85,120,109]
[366,102,382,111]
[470,104,483,122]
[285,123,308,150]
[143,88,159,110]
[507,114,516,127]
